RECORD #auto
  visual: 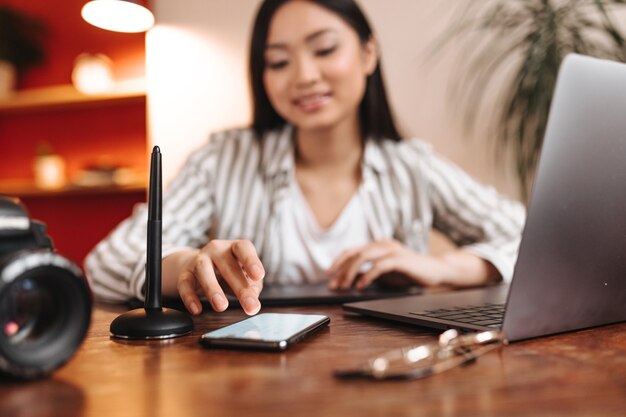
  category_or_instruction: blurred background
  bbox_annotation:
[1,0,625,265]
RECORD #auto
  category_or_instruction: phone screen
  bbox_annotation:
[200,313,330,350]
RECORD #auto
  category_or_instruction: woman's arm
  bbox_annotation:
[328,239,499,289]
[419,141,526,283]
[84,139,219,302]
[328,140,524,289]
[85,131,267,315]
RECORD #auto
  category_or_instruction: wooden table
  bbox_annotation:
[2,303,626,417]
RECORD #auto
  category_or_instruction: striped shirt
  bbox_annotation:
[84,125,526,302]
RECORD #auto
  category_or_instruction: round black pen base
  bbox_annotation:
[110,308,193,340]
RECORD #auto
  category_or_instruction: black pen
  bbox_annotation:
[145,145,162,310]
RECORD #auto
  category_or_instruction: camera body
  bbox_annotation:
[0,197,53,255]
[0,196,92,379]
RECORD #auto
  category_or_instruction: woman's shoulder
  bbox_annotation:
[208,126,258,147]
[364,137,449,183]
[186,125,291,171]
[187,127,259,160]
[394,136,433,149]
[206,126,289,149]
[377,137,436,162]
[179,127,257,170]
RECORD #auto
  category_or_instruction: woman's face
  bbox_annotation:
[263,0,377,133]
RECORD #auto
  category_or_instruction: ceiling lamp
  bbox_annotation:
[81,0,154,33]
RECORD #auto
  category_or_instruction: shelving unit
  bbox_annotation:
[0,84,148,264]
[0,84,146,113]
[0,85,147,195]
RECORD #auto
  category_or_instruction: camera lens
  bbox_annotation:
[2,277,59,345]
[0,253,92,379]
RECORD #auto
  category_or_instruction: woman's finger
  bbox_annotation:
[177,270,202,315]
[211,249,261,315]
[328,243,384,288]
[328,246,362,275]
[335,244,395,289]
[231,239,265,281]
[355,257,396,289]
[192,251,229,312]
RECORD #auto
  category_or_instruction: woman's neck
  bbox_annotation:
[294,120,363,176]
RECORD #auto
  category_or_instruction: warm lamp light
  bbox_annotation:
[81,0,154,33]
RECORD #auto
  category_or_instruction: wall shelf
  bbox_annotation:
[0,179,147,198]
[0,84,146,114]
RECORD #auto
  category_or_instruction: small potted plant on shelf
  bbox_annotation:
[33,143,66,190]
[0,6,46,97]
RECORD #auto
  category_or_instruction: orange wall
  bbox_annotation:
[0,104,147,181]
[20,192,147,265]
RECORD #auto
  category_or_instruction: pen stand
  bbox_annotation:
[110,307,193,340]
[109,146,193,340]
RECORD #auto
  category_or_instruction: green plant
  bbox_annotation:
[438,0,626,200]
[0,6,46,75]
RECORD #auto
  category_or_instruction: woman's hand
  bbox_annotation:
[162,240,265,316]
[327,239,498,290]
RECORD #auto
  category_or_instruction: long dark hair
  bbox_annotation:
[249,0,402,142]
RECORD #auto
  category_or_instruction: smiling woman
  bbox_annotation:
[261,2,377,133]
[249,0,399,142]
[85,0,526,318]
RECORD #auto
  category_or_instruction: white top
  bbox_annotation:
[84,126,526,302]
[280,175,369,285]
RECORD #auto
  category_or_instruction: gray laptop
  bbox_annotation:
[344,54,626,342]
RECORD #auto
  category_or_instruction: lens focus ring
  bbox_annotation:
[0,250,92,379]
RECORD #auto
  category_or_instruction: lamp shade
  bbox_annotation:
[81,0,154,33]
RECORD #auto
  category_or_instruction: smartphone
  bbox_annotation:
[199,313,330,351]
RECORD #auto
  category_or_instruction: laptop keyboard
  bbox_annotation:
[411,303,505,328]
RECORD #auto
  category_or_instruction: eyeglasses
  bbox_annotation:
[334,329,507,381]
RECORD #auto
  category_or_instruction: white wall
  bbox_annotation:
[147,0,520,198]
